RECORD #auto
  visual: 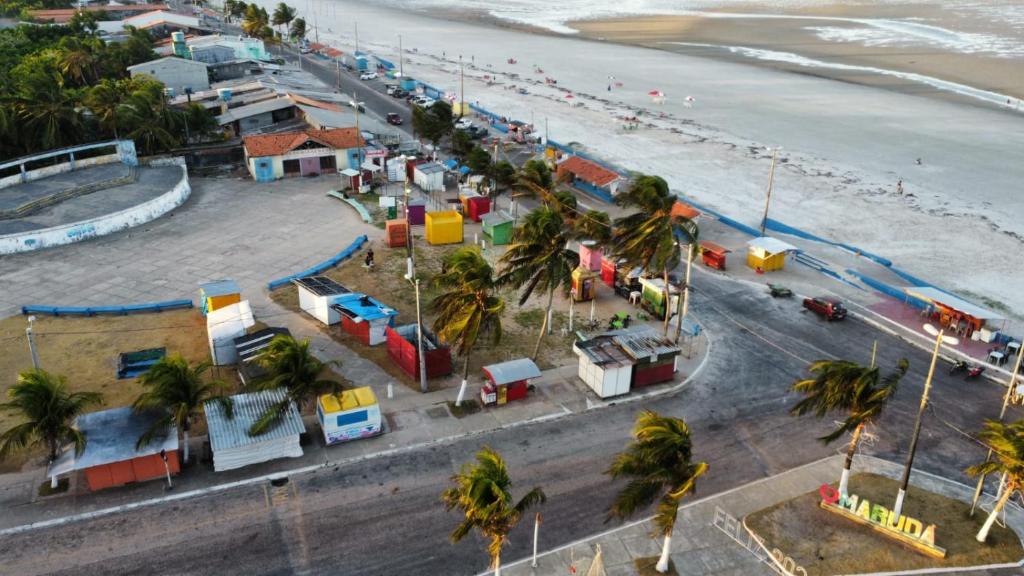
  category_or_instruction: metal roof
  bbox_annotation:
[215,97,295,124]
[480,210,513,227]
[904,286,1005,321]
[204,389,306,451]
[575,337,633,367]
[49,407,178,477]
[234,327,291,363]
[330,293,397,322]
[483,358,542,385]
[416,163,445,175]
[199,279,240,297]
[292,276,350,297]
[608,326,681,360]
[746,236,797,255]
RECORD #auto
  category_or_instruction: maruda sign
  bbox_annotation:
[819,484,947,558]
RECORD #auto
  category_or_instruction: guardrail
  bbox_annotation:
[22,299,193,317]
[266,235,368,290]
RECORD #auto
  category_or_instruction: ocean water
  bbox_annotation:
[372,0,1024,57]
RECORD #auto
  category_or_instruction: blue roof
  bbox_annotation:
[331,293,397,322]
[443,159,458,169]
[199,279,240,297]
[458,166,471,175]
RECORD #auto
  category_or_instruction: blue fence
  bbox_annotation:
[266,235,368,290]
[22,299,193,317]
[571,179,614,203]
[845,270,930,309]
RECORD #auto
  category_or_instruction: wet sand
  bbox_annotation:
[571,10,1024,102]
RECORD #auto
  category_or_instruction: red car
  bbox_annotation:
[803,297,847,321]
[386,113,403,125]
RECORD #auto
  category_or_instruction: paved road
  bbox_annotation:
[2,270,1013,575]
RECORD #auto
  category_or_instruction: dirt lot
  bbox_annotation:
[745,473,1023,575]
[269,230,578,390]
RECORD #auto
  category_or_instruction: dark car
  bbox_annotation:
[392,89,409,99]
[803,297,847,321]
[386,113,403,125]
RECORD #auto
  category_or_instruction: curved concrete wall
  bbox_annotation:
[0,158,190,255]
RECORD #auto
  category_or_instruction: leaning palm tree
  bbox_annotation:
[442,446,546,576]
[790,358,908,496]
[289,17,307,42]
[0,369,103,477]
[611,175,698,338]
[132,355,231,464]
[431,247,504,407]
[513,159,559,208]
[498,206,578,360]
[271,3,296,38]
[967,419,1024,543]
[574,209,612,247]
[607,410,708,574]
[248,335,340,435]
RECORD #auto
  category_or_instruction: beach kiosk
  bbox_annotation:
[331,293,398,346]
[699,241,730,271]
[386,218,408,248]
[414,162,445,192]
[406,198,426,225]
[207,300,255,365]
[386,324,453,379]
[204,389,306,472]
[600,256,618,288]
[480,358,542,406]
[639,277,680,320]
[198,279,241,316]
[293,276,352,326]
[317,387,383,445]
[579,241,602,272]
[481,211,514,245]
[571,266,597,302]
[574,335,633,399]
[466,195,491,222]
[574,327,681,398]
[425,210,464,245]
[746,237,797,272]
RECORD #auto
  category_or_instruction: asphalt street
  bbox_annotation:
[1,270,1014,576]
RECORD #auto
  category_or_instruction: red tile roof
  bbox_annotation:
[29,4,168,22]
[323,48,344,58]
[671,201,700,220]
[556,155,620,187]
[243,128,364,157]
[287,93,342,112]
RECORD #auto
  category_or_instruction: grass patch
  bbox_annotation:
[38,477,69,497]
[634,557,678,576]
[448,399,481,418]
[745,473,1023,575]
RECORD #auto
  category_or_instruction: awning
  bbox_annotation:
[903,286,1005,321]
[746,236,797,255]
[443,159,458,170]
[483,358,542,385]
[340,168,359,177]
[458,165,471,175]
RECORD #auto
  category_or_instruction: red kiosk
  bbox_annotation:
[480,358,542,406]
[699,241,730,271]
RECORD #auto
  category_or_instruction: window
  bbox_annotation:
[336,410,368,427]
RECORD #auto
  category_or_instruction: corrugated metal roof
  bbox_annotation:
[49,407,178,477]
[483,358,542,385]
[216,97,295,124]
[204,389,306,451]
[481,211,513,226]
[746,236,797,255]
[609,326,681,360]
[234,327,291,363]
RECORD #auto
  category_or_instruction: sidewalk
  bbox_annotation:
[499,455,1024,576]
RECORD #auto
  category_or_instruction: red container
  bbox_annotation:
[467,196,491,222]
[385,325,453,379]
[600,257,617,287]
[84,451,180,491]
[341,315,371,346]
[633,360,675,387]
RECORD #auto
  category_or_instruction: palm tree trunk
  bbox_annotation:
[656,531,672,573]
[455,349,471,407]
[48,440,59,488]
[977,480,1014,542]
[661,269,671,338]
[840,423,864,497]
[492,550,502,576]
[674,245,693,344]
[532,287,555,360]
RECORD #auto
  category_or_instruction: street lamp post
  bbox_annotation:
[350,93,364,190]
[760,147,779,237]
[674,242,695,344]
[893,323,958,519]
[970,345,1024,515]
[26,315,40,370]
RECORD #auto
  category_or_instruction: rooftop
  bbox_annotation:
[215,97,296,125]
[747,236,798,255]
[199,279,240,297]
[557,155,621,187]
[127,56,209,72]
[608,326,681,360]
[243,127,365,157]
[292,276,350,297]
[330,293,398,322]
[204,389,306,451]
[320,386,377,413]
[904,286,1005,321]
[483,358,542,385]
[50,407,177,477]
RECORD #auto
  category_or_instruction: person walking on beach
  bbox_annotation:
[896,178,903,195]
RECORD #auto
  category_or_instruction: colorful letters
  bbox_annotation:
[818,483,945,558]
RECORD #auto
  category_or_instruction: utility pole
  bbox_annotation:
[459,55,465,117]
[398,34,403,77]
[336,60,341,91]
[26,315,40,370]
[760,147,778,236]
[354,22,359,53]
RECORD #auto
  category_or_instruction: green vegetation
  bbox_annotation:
[412,100,454,149]
[248,335,340,435]
[0,23,216,159]
[967,419,1024,542]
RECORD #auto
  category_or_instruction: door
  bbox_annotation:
[319,155,337,173]
[282,159,300,177]
[299,156,320,176]
[254,158,274,182]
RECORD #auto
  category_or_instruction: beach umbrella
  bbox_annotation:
[684,95,695,108]
[648,90,666,104]
[565,94,574,99]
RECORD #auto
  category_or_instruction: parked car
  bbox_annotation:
[454,118,473,130]
[348,102,366,113]
[803,297,847,321]
[386,113,403,125]
[359,71,378,80]
[392,89,409,99]
[385,84,398,95]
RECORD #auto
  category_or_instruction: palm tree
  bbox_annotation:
[0,369,103,478]
[790,358,908,497]
[515,159,557,205]
[441,446,546,576]
[132,355,231,464]
[84,79,128,139]
[497,206,578,360]
[249,335,339,435]
[607,411,708,574]
[575,209,612,247]
[611,174,698,337]
[289,18,307,42]
[967,419,1024,542]
[16,70,84,150]
[57,37,99,86]
[271,3,296,38]
[241,4,267,37]
[431,247,505,407]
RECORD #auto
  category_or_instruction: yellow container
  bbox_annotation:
[425,211,464,245]
[746,250,786,271]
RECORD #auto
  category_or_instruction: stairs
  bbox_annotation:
[0,166,139,220]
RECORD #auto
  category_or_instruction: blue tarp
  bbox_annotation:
[331,293,397,321]
[458,166,471,175]
[266,235,368,290]
[443,159,458,170]
[374,56,396,70]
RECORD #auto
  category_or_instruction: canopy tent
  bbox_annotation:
[903,287,1005,321]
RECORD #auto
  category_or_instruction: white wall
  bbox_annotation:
[0,153,119,189]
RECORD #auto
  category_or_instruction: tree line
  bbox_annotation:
[223,0,307,43]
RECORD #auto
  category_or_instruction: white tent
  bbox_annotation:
[207,300,255,365]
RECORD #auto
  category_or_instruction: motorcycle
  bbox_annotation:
[966,364,986,380]
[949,360,968,375]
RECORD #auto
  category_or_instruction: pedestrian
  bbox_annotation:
[915,157,922,165]
[364,248,375,269]
[607,84,611,92]
[896,178,903,195]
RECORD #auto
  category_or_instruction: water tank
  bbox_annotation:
[217,88,233,102]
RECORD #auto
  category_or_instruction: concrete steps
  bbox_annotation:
[0,166,139,220]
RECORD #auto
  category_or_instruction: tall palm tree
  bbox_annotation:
[16,70,83,150]
[441,446,546,576]
[498,206,578,360]
[271,3,296,38]
[607,410,708,574]
[132,355,231,464]
[289,17,307,42]
[57,37,99,86]
[575,209,612,247]
[431,247,504,407]
[0,369,103,470]
[241,4,268,37]
[611,174,698,337]
[84,79,128,139]
[967,419,1024,543]
[790,358,908,497]
[514,159,556,205]
[249,335,339,435]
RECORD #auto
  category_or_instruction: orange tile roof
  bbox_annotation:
[287,93,342,112]
[243,128,364,157]
[323,48,344,58]
[29,4,168,22]
[556,155,620,187]
[671,201,700,220]
[699,240,729,255]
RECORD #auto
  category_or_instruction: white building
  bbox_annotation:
[127,56,210,94]
[188,34,272,62]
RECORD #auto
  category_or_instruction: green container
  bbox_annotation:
[387,205,397,219]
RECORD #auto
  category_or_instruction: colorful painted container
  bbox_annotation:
[425,211,464,245]
[317,387,382,445]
